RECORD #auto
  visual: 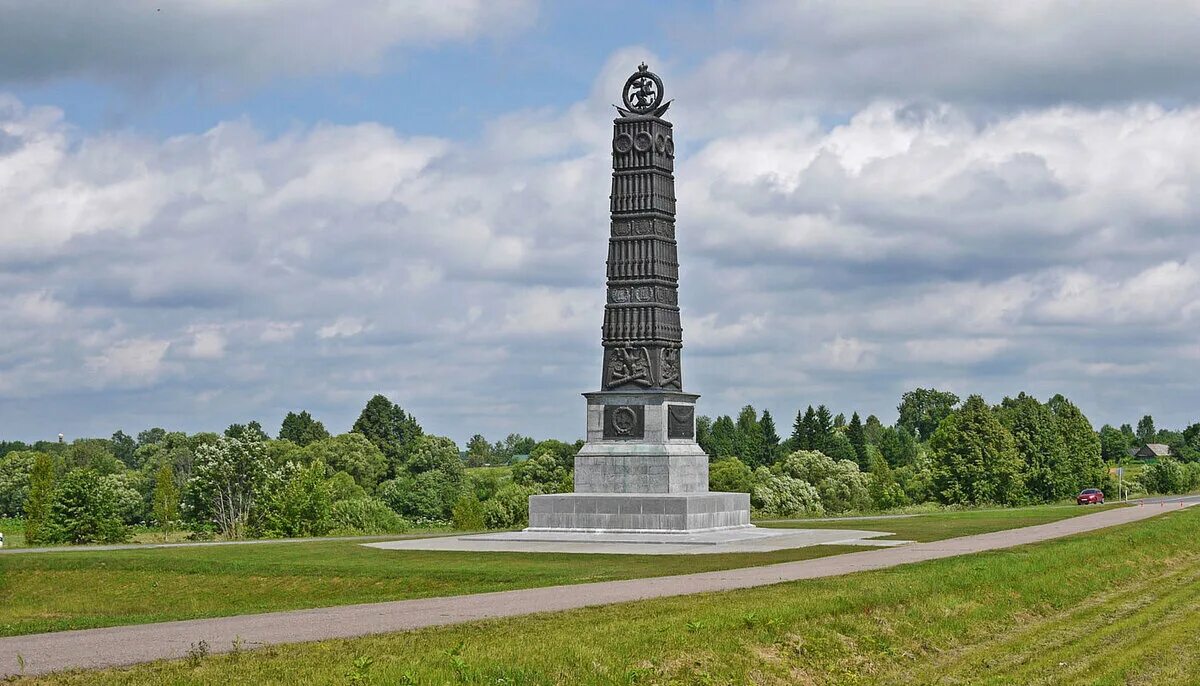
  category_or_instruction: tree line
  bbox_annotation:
[698,388,1200,517]
[0,394,581,545]
[3,388,1198,544]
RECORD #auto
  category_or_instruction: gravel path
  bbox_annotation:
[2,497,1196,678]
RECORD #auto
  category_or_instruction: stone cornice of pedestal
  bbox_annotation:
[582,390,699,403]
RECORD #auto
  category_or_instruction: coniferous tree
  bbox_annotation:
[847,412,867,469]
[863,414,884,446]
[735,405,765,468]
[833,413,846,430]
[352,394,424,476]
[791,407,814,451]
[760,410,782,465]
[814,405,834,453]
[225,421,268,442]
[696,415,714,456]
[878,425,919,468]
[708,415,738,459]
[278,411,331,447]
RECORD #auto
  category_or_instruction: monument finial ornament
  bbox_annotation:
[619,62,669,117]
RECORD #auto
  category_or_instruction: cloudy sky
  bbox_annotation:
[2,0,1199,444]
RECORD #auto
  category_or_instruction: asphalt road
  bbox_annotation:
[2,497,1196,678]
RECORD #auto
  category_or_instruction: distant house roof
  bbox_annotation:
[1135,443,1172,458]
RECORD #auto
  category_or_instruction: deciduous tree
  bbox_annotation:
[151,464,179,540]
[190,436,271,539]
[23,452,56,545]
[1136,415,1156,445]
[897,388,960,441]
[997,393,1070,502]
[929,395,1024,506]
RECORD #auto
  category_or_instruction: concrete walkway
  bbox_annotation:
[2,498,1195,678]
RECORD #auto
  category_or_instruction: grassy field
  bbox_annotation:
[0,503,1117,638]
[0,518,24,548]
[0,541,863,637]
[26,506,1200,685]
[762,503,1122,541]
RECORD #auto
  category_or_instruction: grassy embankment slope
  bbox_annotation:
[28,505,1200,686]
[0,504,1112,637]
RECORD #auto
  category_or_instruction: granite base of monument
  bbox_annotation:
[527,491,750,533]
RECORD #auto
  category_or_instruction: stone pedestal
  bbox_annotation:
[527,492,750,533]
[527,390,751,533]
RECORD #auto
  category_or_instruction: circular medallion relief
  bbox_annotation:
[622,64,665,115]
[613,132,633,154]
[634,131,653,152]
[612,406,637,435]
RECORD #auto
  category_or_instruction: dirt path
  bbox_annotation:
[1,498,1195,678]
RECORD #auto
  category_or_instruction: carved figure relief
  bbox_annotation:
[606,346,653,388]
[659,348,681,389]
[633,286,653,302]
[609,288,631,303]
[634,131,653,152]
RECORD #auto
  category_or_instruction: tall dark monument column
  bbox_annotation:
[601,63,683,396]
[527,64,750,533]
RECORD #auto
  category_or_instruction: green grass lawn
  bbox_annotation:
[0,503,1119,638]
[27,506,1200,685]
[762,502,1123,542]
[0,541,863,637]
[0,518,24,548]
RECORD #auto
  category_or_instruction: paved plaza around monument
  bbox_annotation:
[364,525,911,554]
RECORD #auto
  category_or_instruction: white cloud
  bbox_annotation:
[5,291,65,324]
[687,0,1200,114]
[0,0,537,86]
[317,318,369,340]
[185,328,227,360]
[815,336,879,372]
[4,31,1200,439]
[84,339,171,385]
[905,338,1010,365]
[260,322,302,343]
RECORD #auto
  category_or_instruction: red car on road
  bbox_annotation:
[1077,488,1105,505]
